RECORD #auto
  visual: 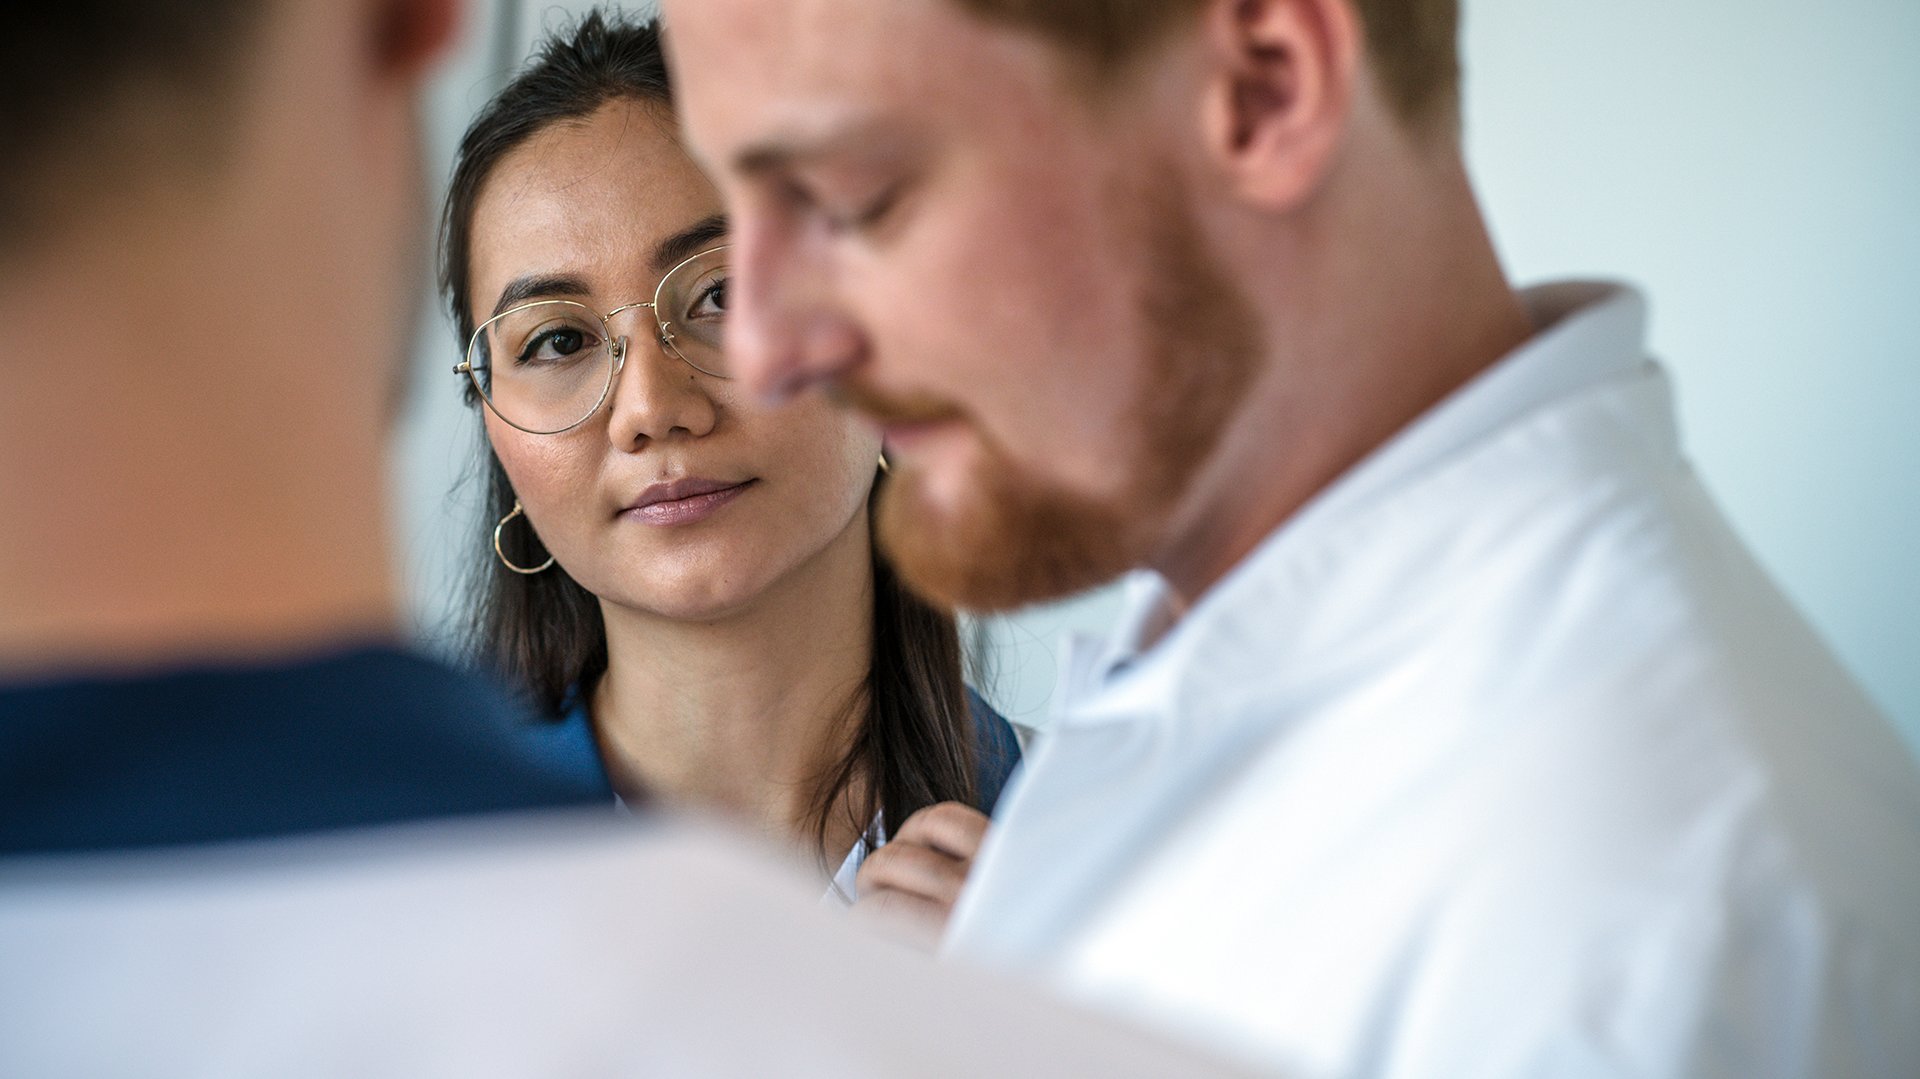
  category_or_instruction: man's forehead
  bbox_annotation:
[666,0,948,60]
[663,0,1066,162]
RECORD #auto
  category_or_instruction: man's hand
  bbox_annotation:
[852,802,991,951]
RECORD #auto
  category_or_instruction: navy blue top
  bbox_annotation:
[517,687,1024,817]
[0,646,611,858]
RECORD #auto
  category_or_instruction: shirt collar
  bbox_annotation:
[1059,281,1654,724]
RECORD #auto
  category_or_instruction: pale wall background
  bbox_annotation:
[394,1,1920,748]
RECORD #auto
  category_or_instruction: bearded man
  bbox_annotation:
[662,0,1920,1073]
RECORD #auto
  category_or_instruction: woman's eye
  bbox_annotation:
[689,276,730,320]
[677,273,729,325]
[517,326,598,365]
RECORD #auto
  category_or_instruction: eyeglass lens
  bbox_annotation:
[466,247,730,434]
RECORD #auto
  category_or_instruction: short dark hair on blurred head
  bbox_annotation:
[0,1,270,257]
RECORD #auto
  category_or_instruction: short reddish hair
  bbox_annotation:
[949,0,1460,126]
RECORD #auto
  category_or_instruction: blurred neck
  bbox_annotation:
[0,203,402,681]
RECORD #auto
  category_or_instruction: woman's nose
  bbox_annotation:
[604,332,720,450]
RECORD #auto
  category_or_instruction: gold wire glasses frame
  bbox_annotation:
[455,244,732,435]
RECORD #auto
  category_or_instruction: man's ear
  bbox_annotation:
[1197,0,1361,209]
[369,0,463,81]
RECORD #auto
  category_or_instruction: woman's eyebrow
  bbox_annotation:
[486,214,726,319]
[651,213,729,274]
[491,274,591,318]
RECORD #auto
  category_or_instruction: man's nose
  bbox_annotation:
[725,232,864,405]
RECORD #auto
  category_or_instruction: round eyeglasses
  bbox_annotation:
[456,245,731,435]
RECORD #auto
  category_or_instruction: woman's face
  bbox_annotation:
[468,98,882,620]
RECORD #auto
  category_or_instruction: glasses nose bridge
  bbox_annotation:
[604,300,656,323]
[601,301,666,374]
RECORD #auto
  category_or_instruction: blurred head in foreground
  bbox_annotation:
[0,0,460,673]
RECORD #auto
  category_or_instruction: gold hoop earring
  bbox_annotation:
[877,452,891,475]
[493,500,555,576]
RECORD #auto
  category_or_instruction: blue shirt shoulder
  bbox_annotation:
[968,689,1022,816]
[0,646,611,857]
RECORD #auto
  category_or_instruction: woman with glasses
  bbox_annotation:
[438,11,1019,923]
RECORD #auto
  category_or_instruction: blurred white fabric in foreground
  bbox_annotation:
[0,812,1255,1078]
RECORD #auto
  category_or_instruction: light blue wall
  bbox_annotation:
[399,0,1920,750]
[1461,0,1920,747]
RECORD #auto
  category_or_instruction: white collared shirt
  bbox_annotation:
[825,824,880,907]
[945,283,1920,1077]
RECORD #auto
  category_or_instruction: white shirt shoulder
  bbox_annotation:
[949,283,1920,1078]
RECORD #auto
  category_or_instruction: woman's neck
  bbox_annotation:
[591,509,876,868]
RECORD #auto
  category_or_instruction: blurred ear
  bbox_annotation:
[369,0,463,81]
[1197,0,1361,210]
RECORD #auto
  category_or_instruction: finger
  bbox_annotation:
[855,841,970,904]
[850,888,948,952]
[890,802,991,860]
[855,887,949,926]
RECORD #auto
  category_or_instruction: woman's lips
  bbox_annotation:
[622,478,757,526]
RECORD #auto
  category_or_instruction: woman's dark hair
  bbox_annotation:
[438,10,978,853]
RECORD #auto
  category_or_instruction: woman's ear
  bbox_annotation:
[1197,0,1361,210]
